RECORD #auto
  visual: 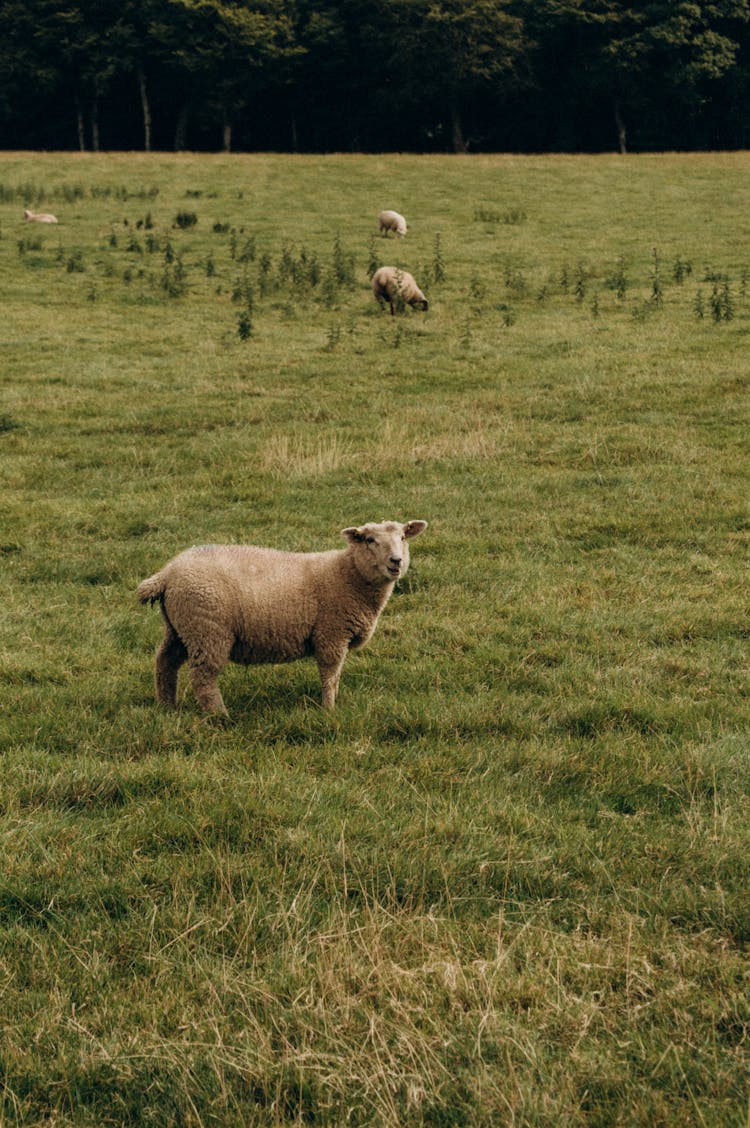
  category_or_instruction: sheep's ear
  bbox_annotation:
[403,520,427,539]
[341,526,364,543]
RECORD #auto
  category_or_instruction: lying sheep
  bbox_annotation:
[378,210,407,238]
[372,266,429,315]
[138,519,428,716]
[23,209,58,224]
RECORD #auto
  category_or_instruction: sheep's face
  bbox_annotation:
[342,520,427,585]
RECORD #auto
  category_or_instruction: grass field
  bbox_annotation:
[2,149,750,1125]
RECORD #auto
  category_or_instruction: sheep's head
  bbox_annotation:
[342,520,427,585]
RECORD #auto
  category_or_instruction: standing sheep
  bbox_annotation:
[137,519,428,716]
[378,210,407,238]
[372,266,429,315]
[23,209,58,223]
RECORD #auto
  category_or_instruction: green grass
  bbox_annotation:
[1,150,750,1125]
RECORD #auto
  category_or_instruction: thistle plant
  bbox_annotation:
[161,250,187,297]
[574,261,587,302]
[504,265,527,295]
[693,289,704,319]
[331,233,355,285]
[366,235,379,279]
[237,307,253,339]
[66,249,85,273]
[232,267,252,304]
[325,322,341,350]
[236,279,254,338]
[609,255,627,299]
[237,236,256,263]
[392,266,407,314]
[650,246,663,307]
[672,256,692,283]
[710,282,733,322]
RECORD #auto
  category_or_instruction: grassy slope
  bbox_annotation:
[1,151,749,1125]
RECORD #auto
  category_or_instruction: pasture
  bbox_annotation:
[1,150,749,1125]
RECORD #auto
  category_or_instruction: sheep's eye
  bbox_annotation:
[365,536,375,545]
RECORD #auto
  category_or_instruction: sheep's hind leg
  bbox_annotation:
[155,630,187,706]
[188,656,229,716]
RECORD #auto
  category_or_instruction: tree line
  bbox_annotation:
[2,0,750,155]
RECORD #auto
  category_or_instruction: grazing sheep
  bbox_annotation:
[138,519,428,716]
[372,266,429,315]
[23,209,58,224]
[378,209,407,238]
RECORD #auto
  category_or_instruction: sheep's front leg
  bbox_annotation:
[316,650,347,709]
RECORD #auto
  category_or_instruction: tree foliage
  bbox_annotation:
[1,0,750,151]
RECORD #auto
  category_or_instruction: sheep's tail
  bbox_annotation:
[137,571,166,605]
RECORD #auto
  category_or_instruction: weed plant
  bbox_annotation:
[1,150,750,1126]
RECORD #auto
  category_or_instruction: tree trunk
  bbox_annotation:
[174,103,190,151]
[614,102,627,154]
[76,97,85,151]
[290,110,298,152]
[91,99,100,151]
[138,68,152,152]
[222,119,232,152]
[450,104,468,153]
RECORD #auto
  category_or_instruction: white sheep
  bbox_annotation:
[372,266,429,315]
[137,519,428,716]
[378,210,407,238]
[23,209,58,224]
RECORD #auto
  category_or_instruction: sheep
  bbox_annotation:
[378,209,407,238]
[372,266,429,315]
[23,209,58,224]
[137,519,428,716]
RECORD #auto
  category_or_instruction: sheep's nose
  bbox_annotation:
[390,556,402,567]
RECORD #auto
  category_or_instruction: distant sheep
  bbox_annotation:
[23,209,58,224]
[138,519,428,716]
[372,266,429,315]
[378,210,407,238]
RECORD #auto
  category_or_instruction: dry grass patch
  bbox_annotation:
[260,431,353,478]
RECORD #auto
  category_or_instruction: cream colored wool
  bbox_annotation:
[23,209,58,223]
[372,266,429,315]
[378,209,407,237]
[138,520,427,716]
